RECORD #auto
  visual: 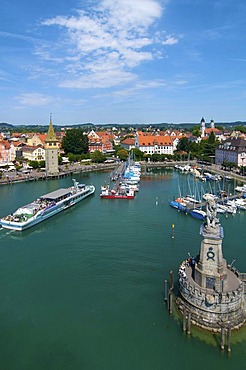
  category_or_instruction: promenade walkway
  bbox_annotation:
[0,163,116,186]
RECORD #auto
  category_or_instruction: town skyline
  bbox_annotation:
[1,0,246,125]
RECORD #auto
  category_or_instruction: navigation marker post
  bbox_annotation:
[171,223,175,239]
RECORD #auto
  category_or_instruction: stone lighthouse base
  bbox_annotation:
[176,264,246,332]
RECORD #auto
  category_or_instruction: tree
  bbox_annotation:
[58,155,63,165]
[29,160,46,169]
[198,132,218,163]
[191,125,201,137]
[62,129,88,155]
[235,125,246,134]
[221,161,237,171]
[151,153,163,162]
[91,150,106,163]
[117,149,129,161]
[176,137,189,152]
[131,148,144,161]
[207,131,216,144]
[28,161,40,169]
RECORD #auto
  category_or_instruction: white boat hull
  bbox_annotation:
[1,183,95,231]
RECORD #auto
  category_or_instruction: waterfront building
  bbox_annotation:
[21,145,45,162]
[177,199,246,332]
[0,140,14,164]
[44,115,59,175]
[88,130,114,154]
[135,131,173,156]
[215,137,246,167]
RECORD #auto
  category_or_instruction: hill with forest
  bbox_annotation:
[0,121,246,132]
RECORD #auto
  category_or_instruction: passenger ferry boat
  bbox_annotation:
[0,179,95,231]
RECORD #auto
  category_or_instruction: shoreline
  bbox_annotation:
[0,163,116,186]
[0,161,245,186]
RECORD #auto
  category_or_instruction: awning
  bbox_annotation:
[0,162,14,167]
[41,188,71,201]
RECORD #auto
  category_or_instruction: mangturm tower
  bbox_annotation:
[176,198,246,332]
[45,114,59,175]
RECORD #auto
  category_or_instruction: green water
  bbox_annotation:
[0,170,245,370]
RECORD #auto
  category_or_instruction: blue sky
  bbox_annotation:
[1,0,246,125]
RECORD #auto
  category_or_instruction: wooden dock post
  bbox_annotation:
[168,289,173,314]
[164,280,168,302]
[170,270,174,290]
[187,312,191,334]
[227,327,231,353]
[220,327,225,350]
[183,309,187,332]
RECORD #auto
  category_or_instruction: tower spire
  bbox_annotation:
[45,114,59,175]
[45,113,58,142]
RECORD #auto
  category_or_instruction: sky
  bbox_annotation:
[1,0,246,126]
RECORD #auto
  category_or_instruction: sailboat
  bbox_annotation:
[189,208,206,220]
[189,184,206,221]
[170,181,190,213]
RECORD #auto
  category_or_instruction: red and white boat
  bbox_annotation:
[100,185,134,199]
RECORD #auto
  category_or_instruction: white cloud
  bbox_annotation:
[38,0,177,89]
[15,93,52,106]
[162,36,179,45]
[98,0,163,30]
[60,69,136,89]
[94,79,167,98]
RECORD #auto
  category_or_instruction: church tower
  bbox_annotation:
[210,119,215,129]
[45,114,59,175]
[200,117,205,137]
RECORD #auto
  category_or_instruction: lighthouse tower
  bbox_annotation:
[45,114,59,175]
[177,198,245,332]
[200,117,206,137]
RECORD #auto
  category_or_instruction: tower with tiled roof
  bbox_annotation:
[45,114,59,175]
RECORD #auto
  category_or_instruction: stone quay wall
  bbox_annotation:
[177,275,246,331]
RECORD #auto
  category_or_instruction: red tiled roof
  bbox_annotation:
[97,131,114,140]
[12,141,22,147]
[205,128,220,134]
[121,138,135,145]
[11,133,23,138]
[1,140,10,149]
[138,135,173,146]
[37,134,47,143]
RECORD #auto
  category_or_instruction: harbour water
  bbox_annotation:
[0,169,246,369]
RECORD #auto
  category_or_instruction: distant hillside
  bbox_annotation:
[0,122,14,129]
[0,121,245,132]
